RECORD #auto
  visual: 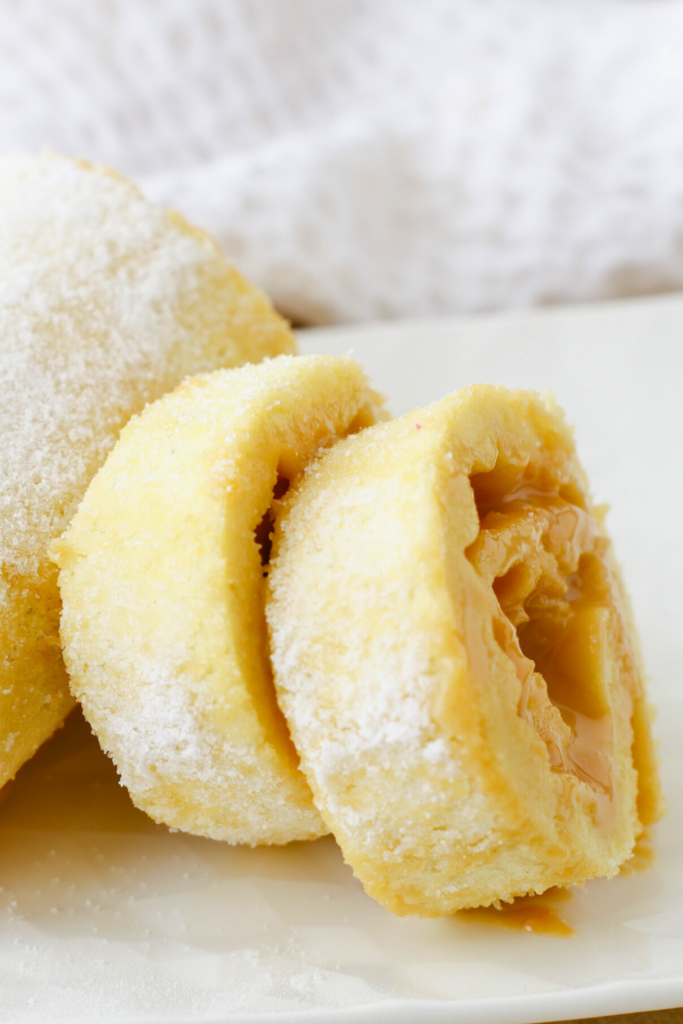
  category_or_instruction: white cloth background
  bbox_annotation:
[2,0,683,324]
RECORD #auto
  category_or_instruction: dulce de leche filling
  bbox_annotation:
[465,461,622,821]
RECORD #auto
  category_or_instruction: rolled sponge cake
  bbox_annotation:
[267,385,664,915]
[52,355,385,844]
[0,151,294,789]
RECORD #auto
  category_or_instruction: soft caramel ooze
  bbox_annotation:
[440,399,652,838]
[466,464,617,818]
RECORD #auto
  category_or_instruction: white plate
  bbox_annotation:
[2,295,682,1024]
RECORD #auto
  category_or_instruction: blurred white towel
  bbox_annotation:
[3,0,683,323]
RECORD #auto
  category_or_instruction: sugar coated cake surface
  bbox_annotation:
[52,354,385,844]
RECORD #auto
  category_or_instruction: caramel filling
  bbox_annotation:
[460,887,575,937]
[466,464,617,811]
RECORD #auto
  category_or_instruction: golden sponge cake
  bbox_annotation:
[267,385,663,914]
[52,355,385,844]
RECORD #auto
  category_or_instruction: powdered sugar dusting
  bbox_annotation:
[0,151,291,578]
[75,645,323,845]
